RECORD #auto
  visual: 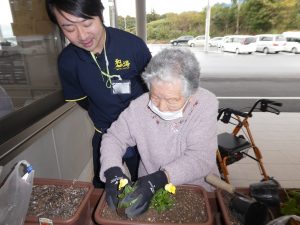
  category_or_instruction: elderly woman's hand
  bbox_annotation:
[119,170,168,218]
[104,167,131,209]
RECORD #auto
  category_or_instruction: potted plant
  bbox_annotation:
[25,178,94,225]
[94,184,213,225]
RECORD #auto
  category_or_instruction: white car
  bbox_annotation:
[282,31,300,53]
[284,38,300,53]
[187,35,206,47]
[221,35,257,54]
[256,34,286,54]
[208,37,223,47]
[219,35,233,49]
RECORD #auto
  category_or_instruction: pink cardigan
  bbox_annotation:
[100,88,219,191]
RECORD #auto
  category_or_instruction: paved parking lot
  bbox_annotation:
[148,44,299,56]
[148,44,300,112]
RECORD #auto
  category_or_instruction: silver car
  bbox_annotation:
[188,35,206,47]
[208,37,223,47]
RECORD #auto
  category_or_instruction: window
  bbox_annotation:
[0,0,64,145]
[286,37,300,43]
[260,36,272,41]
[276,36,286,41]
[244,37,256,44]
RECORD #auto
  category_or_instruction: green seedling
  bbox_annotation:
[281,190,300,216]
[150,188,175,213]
[117,183,175,213]
[118,184,136,209]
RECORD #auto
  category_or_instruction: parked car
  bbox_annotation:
[0,40,18,56]
[208,37,223,47]
[219,35,233,49]
[221,35,257,54]
[282,31,300,53]
[188,35,206,47]
[256,34,287,54]
[20,45,46,55]
[170,35,194,46]
[284,37,300,53]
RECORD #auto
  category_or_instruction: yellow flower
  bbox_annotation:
[118,178,128,190]
[164,183,176,194]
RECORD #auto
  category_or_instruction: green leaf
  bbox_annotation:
[150,188,175,213]
[281,190,300,216]
[117,184,136,209]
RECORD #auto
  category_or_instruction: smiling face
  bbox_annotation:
[150,79,186,112]
[53,8,105,54]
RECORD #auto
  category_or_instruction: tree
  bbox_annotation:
[147,12,205,42]
[241,0,273,33]
[118,0,300,42]
[288,0,300,30]
[273,0,299,32]
[117,16,136,33]
[210,3,236,36]
[147,9,161,23]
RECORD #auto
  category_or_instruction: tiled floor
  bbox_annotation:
[218,112,300,188]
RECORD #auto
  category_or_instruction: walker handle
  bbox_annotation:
[205,174,236,194]
[218,108,248,123]
[260,99,282,115]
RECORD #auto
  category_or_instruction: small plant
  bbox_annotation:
[281,190,300,216]
[117,179,176,213]
[150,188,175,213]
[118,183,136,208]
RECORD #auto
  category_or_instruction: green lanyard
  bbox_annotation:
[90,46,121,88]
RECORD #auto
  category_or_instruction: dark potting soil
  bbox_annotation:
[27,184,88,219]
[100,187,209,223]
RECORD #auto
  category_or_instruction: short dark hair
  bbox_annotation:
[46,0,104,25]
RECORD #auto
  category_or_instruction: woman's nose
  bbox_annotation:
[157,100,168,112]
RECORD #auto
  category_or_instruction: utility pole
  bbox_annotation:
[204,0,211,52]
[124,17,127,30]
[236,0,240,34]
[108,0,117,28]
[135,0,147,42]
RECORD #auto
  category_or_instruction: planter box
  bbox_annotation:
[216,189,248,225]
[94,184,213,225]
[25,178,94,225]
[216,188,300,225]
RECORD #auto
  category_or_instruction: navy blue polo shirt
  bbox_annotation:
[58,27,151,131]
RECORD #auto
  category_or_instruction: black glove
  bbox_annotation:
[119,170,168,218]
[104,167,131,209]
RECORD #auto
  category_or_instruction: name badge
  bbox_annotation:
[111,80,131,94]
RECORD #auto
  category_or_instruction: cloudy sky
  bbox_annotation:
[115,0,231,17]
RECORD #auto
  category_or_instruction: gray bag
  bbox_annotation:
[0,160,35,225]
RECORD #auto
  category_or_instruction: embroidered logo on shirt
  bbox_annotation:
[115,58,130,70]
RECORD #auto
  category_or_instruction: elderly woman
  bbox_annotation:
[100,48,219,217]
